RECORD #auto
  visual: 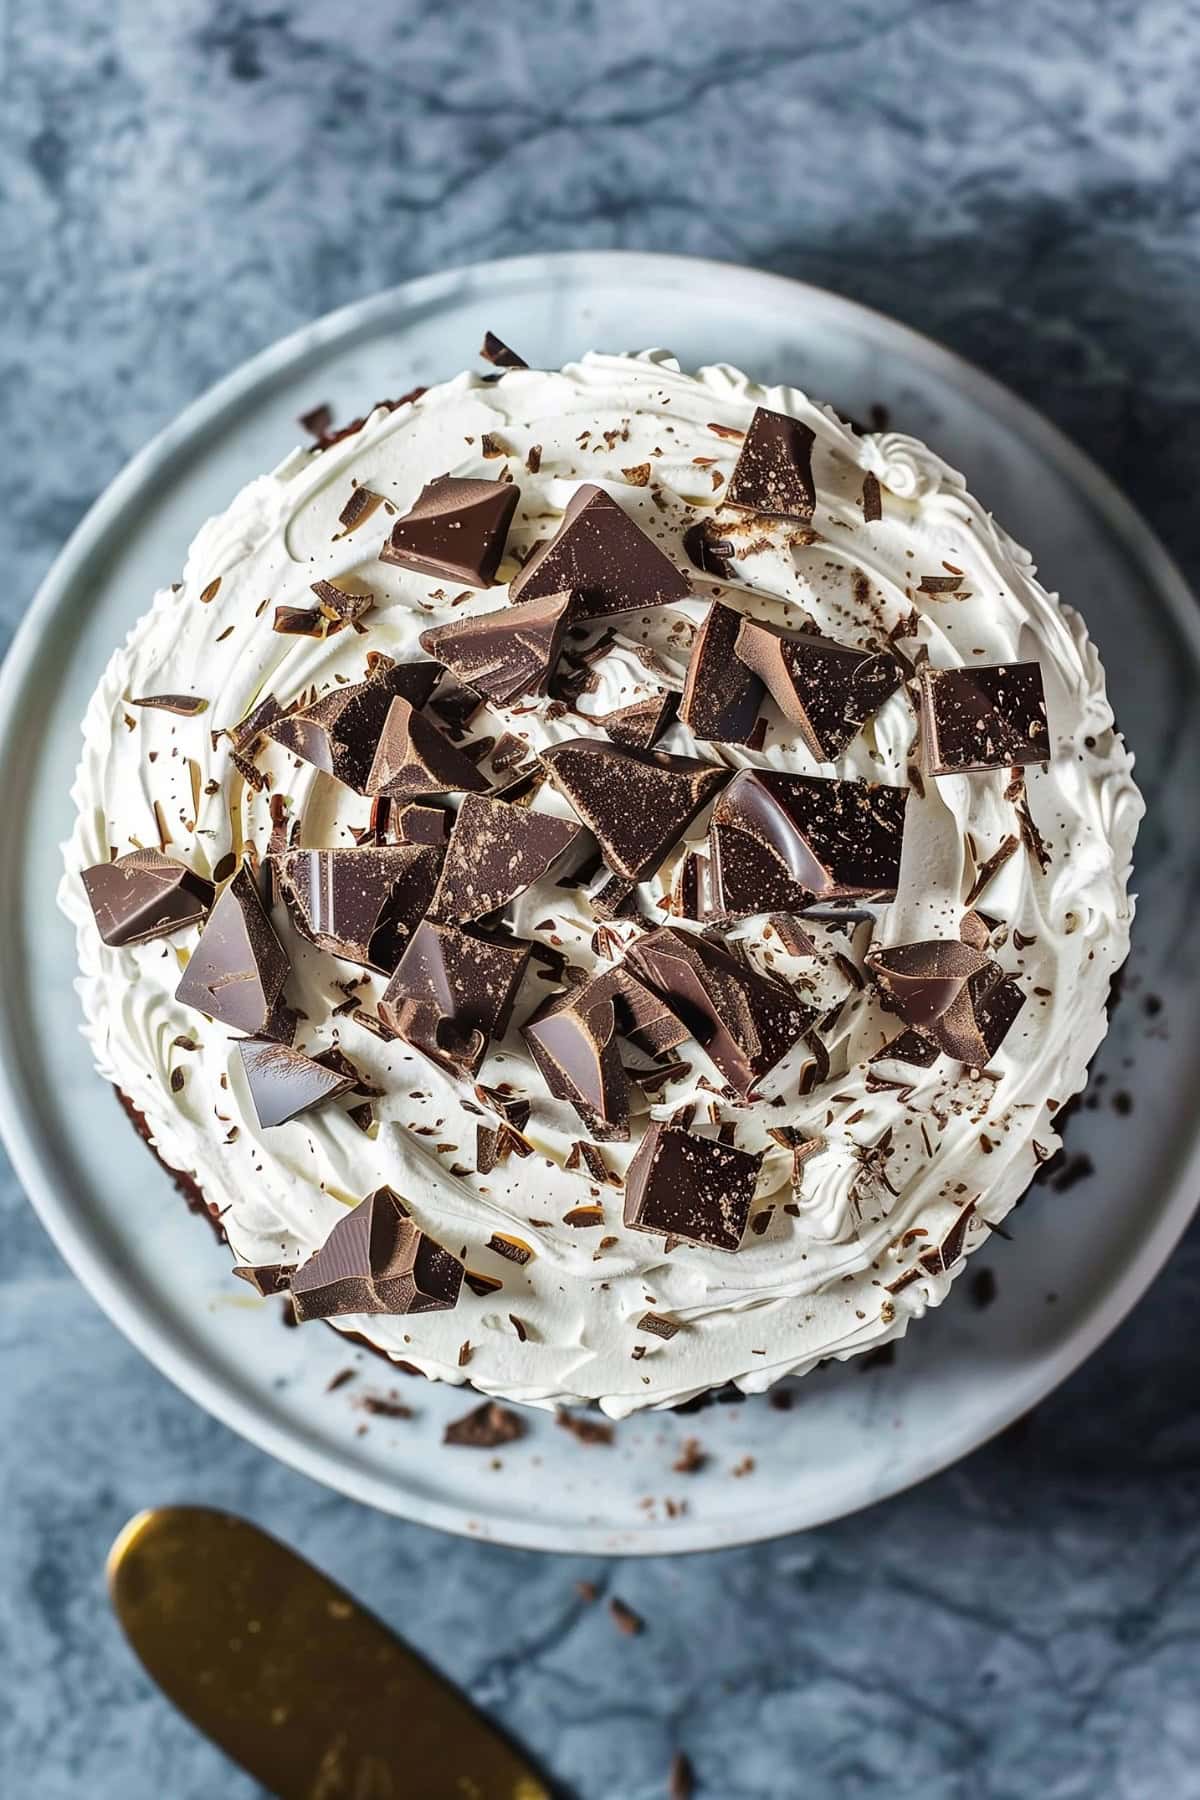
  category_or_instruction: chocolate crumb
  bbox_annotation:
[609,1597,644,1637]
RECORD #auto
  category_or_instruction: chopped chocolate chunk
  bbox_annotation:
[444,1400,525,1447]
[670,849,718,923]
[391,801,451,847]
[638,1311,680,1340]
[365,697,491,799]
[129,693,209,716]
[627,926,817,1099]
[556,1408,614,1445]
[379,476,520,587]
[480,331,528,370]
[709,770,908,913]
[310,577,374,626]
[420,590,574,707]
[175,865,294,1040]
[965,833,1020,907]
[290,1185,463,1320]
[266,660,440,794]
[81,849,214,947]
[682,519,736,581]
[486,1232,533,1266]
[273,606,328,637]
[680,602,766,746]
[232,1263,297,1296]
[869,1028,941,1069]
[725,406,816,522]
[524,981,630,1141]
[596,686,679,751]
[938,968,1026,1067]
[235,1038,356,1128]
[866,940,992,1031]
[959,909,994,952]
[920,663,1049,774]
[474,1085,532,1131]
[509,483,691,618]
[274,845,441,972]
[608,1597,645,1636]
[734,619,902,760]
[298,402,333,440]
[337,486,387,534]
[430,794,582,923]
[540,738,727,882]
[624,1121,762,1251]
[378,919,531,1078]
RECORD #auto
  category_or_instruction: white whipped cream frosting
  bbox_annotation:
[60,352,1142,1417]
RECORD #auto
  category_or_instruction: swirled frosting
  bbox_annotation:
[60,352,1142,1416]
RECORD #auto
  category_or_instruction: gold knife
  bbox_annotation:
[108,1506,552,1799]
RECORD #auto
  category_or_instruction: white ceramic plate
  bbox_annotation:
[3,253,1198,1555]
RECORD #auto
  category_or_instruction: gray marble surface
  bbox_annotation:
[4,3,1200,1795]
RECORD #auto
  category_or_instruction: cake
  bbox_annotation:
[59,345,1143,1419]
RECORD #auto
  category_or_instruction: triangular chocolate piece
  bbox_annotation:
[378,919,531,1078]
[266,660,440,793]
[539,738,728,883]
[509,484,691,618]
[680,601,766,745]
[480,331,528,370]
[735,619,902,759]
[290,1186,463,1321]
[597,686,678,750]
[726,406,816,522]
[709,770,908,913]
[379,477,519,587]
[623,1121,761,1252]
[627,926,817,1100]
[274,844,442,972]
[365,697,491,799]
[420,591,574,706]
[82,849,214,947]
[236,1038,356,1128]
[430,794,582,923]
[175,865,293,1039]
[524,981,629,1142]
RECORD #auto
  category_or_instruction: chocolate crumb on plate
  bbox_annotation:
[443,1400,526,1447]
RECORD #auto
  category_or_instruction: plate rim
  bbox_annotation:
[3,249,1199,1555]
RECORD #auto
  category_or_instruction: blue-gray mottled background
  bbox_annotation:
[3,3,1200,1796]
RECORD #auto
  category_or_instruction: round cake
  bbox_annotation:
[59,346,1142,1418]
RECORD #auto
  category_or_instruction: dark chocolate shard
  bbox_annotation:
[129,693,209,716]
[232,1263,297,1296]
[390,801,450,847]
[709,770,908,913]
[524,983,629,1142]
[430,794,582,923]
[509,483,691,618]
[734,619,902,760]
[920,663,1049,774]
[623,1121,762,1251]
[725,406,816,522]
[273,845,441,973]
[682,519,736,581]
[266,660,440,794]
[290,1185,463,1321]
[310,577,374,627]
[175,865,293,1039]
[365,697,491,799]
[670,849,719,922]
[627,926,817,1099]
[480,331,528,370]
[540,738,727,882]
[680,602,766,746]
[82,849,214,947]
[869,1028,941,1070]
[236,1037,356,1128]
[865,940,993,1031]
[596,687,678,751]
[378,920,531,1078]
[379,477,520,588]
[420,590,573,708]
[932,966,1026,1067]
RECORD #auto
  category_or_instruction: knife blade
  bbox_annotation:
[108,1506,552,1799]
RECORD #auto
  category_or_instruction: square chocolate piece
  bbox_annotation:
[623,1122,762,1252]
[920,663,1049,774]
